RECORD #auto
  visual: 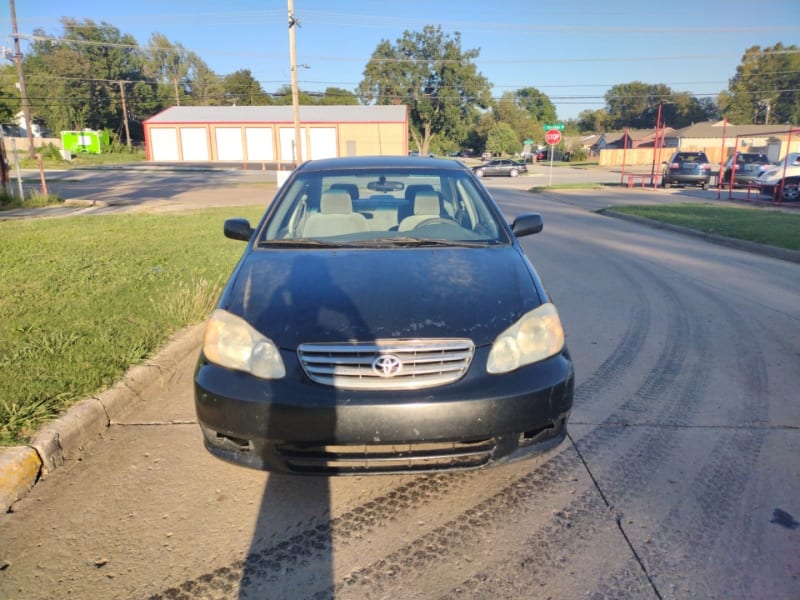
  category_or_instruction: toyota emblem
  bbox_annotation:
[372,354,403,377]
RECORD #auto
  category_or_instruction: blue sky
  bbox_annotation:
[2,0,798,121]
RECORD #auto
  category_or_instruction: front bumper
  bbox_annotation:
[194,347,574,474]
[666,173,710,186]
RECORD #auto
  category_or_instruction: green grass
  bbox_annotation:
[609,203,800,251]
[0,207,263,445]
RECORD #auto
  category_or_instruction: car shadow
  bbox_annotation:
[235,252,374,598]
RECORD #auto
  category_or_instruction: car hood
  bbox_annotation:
[221,246,542,348]
[758,164,800,184]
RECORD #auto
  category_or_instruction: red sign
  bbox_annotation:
[545,129,561,145]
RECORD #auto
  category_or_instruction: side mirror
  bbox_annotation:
[510,213,543,237]
[224,218,254,241]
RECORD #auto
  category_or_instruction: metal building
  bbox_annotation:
[143,105,408,164]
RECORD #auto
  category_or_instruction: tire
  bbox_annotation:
[475,168,485,178]
[781,178,800,202]
[509,168,518,177]
[700,181,707,190]
[663,176,671,188]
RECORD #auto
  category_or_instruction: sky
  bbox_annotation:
[1,0,799,121]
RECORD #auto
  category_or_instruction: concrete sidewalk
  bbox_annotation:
[0,324,205,513]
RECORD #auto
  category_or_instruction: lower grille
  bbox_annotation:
[278,439,496,474]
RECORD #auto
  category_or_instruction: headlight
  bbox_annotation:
[202,309,286,379]
[487,303,565,374]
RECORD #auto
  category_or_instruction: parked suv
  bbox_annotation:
[721,152,770,187]
[661,151,711,189]
[755,152,800,202]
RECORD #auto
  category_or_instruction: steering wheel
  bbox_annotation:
[414,217,453,229]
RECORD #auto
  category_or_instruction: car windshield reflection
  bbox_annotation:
[260,169,508,245]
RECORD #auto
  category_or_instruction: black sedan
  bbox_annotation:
[194,156,574,475]
[472,158,528,178]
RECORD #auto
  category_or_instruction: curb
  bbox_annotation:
[0,322,206,514]
[598,209,800,265]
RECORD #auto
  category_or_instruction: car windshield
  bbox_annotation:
[258,167,508,246]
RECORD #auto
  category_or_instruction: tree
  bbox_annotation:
[23,18,147,136]
[222,69,271,106]
[318,87,359,105]
[515,87,557,123]
[485,122,520,155]
[575,108,609,133]
[493,91,536,144]
[605,81,718,130]
[359,26,492,155]
[147,33,191,106]
[724,43,800,125]
[185,53,224,106]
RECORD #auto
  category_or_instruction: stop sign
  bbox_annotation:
[545,129,561,145]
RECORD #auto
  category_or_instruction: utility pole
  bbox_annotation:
[118,81,132,149]
[288,0,302,165]
[9,0,35,159]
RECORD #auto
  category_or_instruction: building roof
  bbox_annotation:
[673,120,797,137]
[144,105,407,125]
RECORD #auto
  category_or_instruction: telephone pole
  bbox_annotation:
[119,81,131,148]
[288,0,302,165]
[9,0,35,159]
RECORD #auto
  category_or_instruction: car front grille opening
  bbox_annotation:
[277,438,496,474]
[519,416,564,447]
[209,430,254,453]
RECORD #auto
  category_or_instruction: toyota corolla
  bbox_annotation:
[194,156,574,474]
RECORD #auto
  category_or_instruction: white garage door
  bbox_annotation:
[245,128,274,161]
[215,128,243,161]
[309,128,337,159]
[180,128,209,161]
[279,127,306,162]
[149,128,179,161]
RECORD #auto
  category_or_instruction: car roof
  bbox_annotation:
[294,155,467,173]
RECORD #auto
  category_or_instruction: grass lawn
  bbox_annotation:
[610,203,800,251]
[0,201,797,446]
[0,206,263,445]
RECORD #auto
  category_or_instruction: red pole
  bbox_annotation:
[776,128,795,203]
[650,103,663,187]
[717,117,727,199]
[620,128,629,184]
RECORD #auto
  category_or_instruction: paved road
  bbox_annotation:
[1,174,798,598]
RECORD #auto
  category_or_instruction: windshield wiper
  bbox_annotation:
[258,239,353,248]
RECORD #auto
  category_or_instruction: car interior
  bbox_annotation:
[262,170,504,243]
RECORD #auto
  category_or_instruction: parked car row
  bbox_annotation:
[660,150,800,202]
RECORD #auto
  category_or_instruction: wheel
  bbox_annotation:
[700,181,707,190]
[509,168,518,177]
[662,176,671,188]
[475,168,485,178]
[781,178,800,201]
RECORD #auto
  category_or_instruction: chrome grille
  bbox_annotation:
[297,339,475,390]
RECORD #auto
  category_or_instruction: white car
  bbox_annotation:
[756,152,800,201]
